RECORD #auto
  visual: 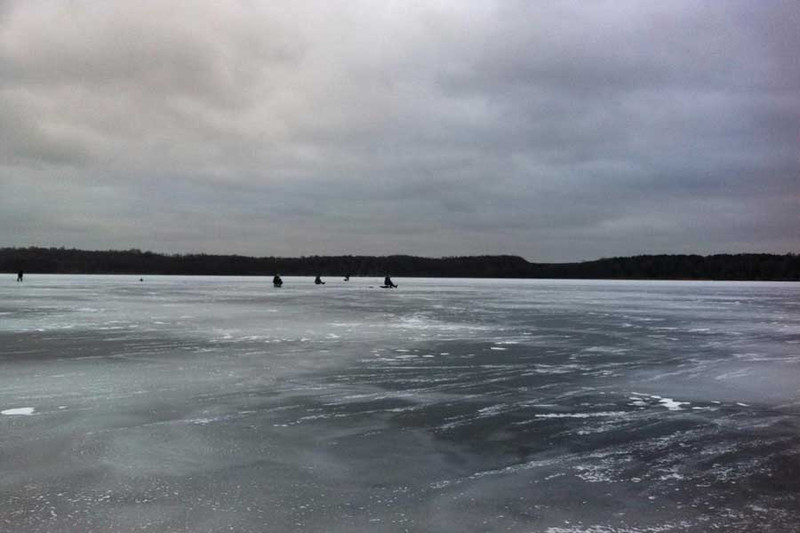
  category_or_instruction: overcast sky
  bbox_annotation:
[1,1,798,262]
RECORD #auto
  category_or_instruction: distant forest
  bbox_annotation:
[1,247,798,281]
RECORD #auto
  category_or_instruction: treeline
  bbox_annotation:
[533,254,800,281]
[1,247,798,280]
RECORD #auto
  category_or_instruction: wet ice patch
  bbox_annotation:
[2,407,35,416]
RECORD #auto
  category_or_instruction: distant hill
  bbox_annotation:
[1,247,798,280]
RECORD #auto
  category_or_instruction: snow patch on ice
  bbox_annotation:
[432,457,560,489]
[629,392,689,411]
[547,523,689,533]
[477,404,510,417]
[2,407,35,416]
[658,398,689,411]
[573,463,614,483]
[583,346,629,354]
[534,411,626,419]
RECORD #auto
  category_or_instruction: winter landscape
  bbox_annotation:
[2,275,799,532]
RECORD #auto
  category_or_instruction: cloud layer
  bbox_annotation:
[2,1,798,261]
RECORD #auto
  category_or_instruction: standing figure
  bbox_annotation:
[314,275,325,285]
[273,275,283,287]
[16,270,23,282]
[383,275,397,288]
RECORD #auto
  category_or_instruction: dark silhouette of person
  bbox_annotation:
[383,275,397,288]
[344,274,350,282]
[314,275,325,285]
[17,270,23,282]
[273,275,283,287]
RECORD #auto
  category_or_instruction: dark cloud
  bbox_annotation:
[1,0,797,261]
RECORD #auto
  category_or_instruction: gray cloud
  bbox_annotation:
[1,0,798,261]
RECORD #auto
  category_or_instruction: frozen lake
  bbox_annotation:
[2,275,799,532]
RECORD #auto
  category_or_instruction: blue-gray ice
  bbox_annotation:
[2,276,799,532]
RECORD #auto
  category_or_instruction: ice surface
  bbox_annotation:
[1,275,799,532]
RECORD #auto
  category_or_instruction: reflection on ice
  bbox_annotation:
[1,276,799,532]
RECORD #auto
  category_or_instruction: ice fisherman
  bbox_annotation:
[314,275,325,285]
[383,275,397,288]
[273,275,283,287]
[16,270,23,282]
